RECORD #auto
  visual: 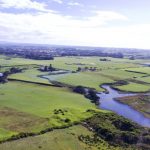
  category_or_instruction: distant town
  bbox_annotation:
[0,43,150,60]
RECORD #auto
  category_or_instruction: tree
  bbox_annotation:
[44,66,48,71]
[73,86,86,94]
[48,64,54,72]
[77,67,81,72]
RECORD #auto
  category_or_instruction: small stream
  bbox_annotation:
[97,85,150,127]
[40,70,72,81]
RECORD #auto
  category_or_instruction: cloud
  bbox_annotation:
[67,2,83,7]
[0,0,50,12]
[0,10,149,49]
[52,0,63,4]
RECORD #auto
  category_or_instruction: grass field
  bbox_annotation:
[9,68,51,84]
[0,55,150,149]
[0,125,122,150]
[114,82,150,92]
[57,72,114,91]
[0,55,142,70]
[137,76,150,83]
[1,55,150,93]
[124,67,150,74]
[0,81,101,140]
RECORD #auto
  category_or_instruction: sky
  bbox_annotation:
[0,0,150,49]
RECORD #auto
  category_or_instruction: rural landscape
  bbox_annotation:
[0,44,150,150]
[0,0,150,150]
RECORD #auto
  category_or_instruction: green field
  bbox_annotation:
[2,55,149,92]
[124,67,150,74]
[114,82,150,92]
[57,72,114,91]
[0,125,121,150]
[0,55,150,149]
[0,81,100,140]
[9,68,51,84]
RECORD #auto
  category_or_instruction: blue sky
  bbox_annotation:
[0,0,150,49]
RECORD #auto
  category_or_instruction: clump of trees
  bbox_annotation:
[9,67,22,74]
[73,86,86,94]
[100,58,110,61]
[76,66,97,72]
[39,64,56,72]
[73,86,99,105]
[0,67,22,83]
[85,90,99,105]
[0,72,8,83]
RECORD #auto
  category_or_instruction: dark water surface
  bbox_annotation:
[97,85,150,127]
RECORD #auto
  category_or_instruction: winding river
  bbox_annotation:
[97,85,150,127]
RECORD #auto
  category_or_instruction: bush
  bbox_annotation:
[73,86,86,94]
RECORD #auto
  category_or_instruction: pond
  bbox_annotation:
[97,85,150,127]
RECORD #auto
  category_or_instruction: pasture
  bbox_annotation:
[0,54,150,144]
[0,125,121,150]
[0,81,99,140]
[1,55,149,92]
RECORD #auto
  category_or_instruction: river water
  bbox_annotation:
[97,85,150,127]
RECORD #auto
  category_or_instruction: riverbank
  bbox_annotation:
[98,85,150,127]
[115,94,150,119]
[83,111,150,149]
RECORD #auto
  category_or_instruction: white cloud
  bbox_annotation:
[0,10,149,49]
[52,0,63,4]
[0,0,50,12]
[67,2,83,7]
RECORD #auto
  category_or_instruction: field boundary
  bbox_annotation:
[7,78,63,88]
